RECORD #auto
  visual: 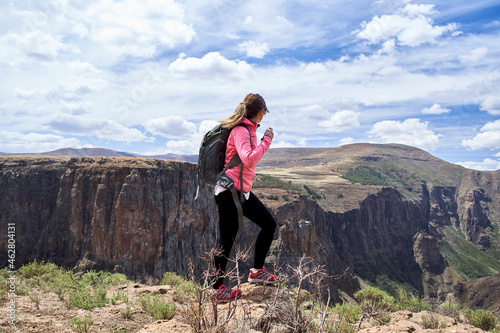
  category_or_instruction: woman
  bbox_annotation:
[212,93,278,304]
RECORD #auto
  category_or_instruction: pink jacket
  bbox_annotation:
[224,117,272,193]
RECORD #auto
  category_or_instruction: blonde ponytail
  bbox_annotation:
[219,102,247,128]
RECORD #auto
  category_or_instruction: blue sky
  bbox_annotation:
[1,0,500,170]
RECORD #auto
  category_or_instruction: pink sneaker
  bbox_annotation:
[248,266,278,284]
[212,285,241,304]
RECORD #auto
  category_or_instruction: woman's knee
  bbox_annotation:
[265,217,277,234]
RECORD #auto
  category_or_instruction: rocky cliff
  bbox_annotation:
[0,157,218,280]
[1,144,499,309]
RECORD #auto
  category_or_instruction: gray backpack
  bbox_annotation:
[195,123,251,229]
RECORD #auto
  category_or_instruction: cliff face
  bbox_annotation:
[0,157,218,279]
[1,153,499,304]
[457,170,500,251]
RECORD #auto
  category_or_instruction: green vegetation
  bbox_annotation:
[110,289,129,305]
[339,153,467,190]
[8,259,133,311]
[68,313,93,333]
[354,286,394,324]
[303,184,322,199]
[69,287,108,309]
[3,260,499,333]
[464,308,498,331]
[439,230,500,279]
[160,271,196,302]
[490,224,500,259]
[254,174,302,193]
[138,293,177,320]
[267,194,279,200]
[254,174,325,200]
[422,313,447,329]
[341,166,389,186]
[395,286,433,312]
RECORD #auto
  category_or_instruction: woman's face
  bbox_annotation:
[256,109,265,123]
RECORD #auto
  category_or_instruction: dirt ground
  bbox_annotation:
[0,282,490,333]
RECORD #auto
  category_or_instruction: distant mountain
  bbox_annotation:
[0,147,198,163]
[147,154,198,163]
[42,148,139,158]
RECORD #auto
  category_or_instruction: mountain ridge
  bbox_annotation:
[0,147,198,162]
[1,143,496,172]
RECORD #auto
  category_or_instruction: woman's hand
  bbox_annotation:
[264,127,274,140]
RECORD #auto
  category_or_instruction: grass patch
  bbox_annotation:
[355,285,395,312]
[68,287,108,310]
[464,309,497,331]
[422,313,447,329]
[139,293,177,320]
[303,184,323,199]
[332,302,363,324]
[254,174,302,193]
[110,289,129,305]
[69,313,93,333]
[160,271,196,302]
[439,230,500,279]
[395,286,432,312]
[341,166,389,186]
[13,260,132,310]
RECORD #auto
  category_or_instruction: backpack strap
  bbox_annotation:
[217,123,251,230]
[216,173,244,230]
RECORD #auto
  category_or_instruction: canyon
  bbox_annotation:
[1,144,499,314]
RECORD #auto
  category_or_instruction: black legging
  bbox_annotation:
[213,190,277,289]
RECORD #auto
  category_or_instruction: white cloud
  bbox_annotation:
[456,158,500,171]
[299,104,331,120]
[168,52,255,81]
[82,0,195,57]
[462,119,500,150]
[164,139,198,154]
[1,0,195,67]
[148,120,219,155]
[357,3,459,46]
[480,96,500,115]
[401,3,437,17]
[369,118,440,150]
[44,114,152,142]
[143,116,197,139]
[244,16,253,24]
[319,110,360,132]
[8,61,107,118]
[459,47,489,63]
[484,20,500,29]
[239,40,270,58]
[272,140,296,148]
[0,31,69,65]
[297,138,307,147]
[0,131,83,153]
[422,103,451,115]
[199,120,220,133]
[340,137,356,145]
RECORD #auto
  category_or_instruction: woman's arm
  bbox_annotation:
[233,126,272,168]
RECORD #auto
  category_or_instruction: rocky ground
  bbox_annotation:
[0,281,491,333]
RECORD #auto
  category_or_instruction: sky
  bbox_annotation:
[1,0,500,170]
